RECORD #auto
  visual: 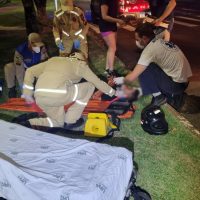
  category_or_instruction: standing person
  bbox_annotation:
[99,0,125,76]
[148,0,176,39]
[115,23,192,110]
[21,52,117,129]
[53,0,89,58]
[4,33,48,98]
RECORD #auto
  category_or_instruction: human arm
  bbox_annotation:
[101,4,124,25]
[23,62,47,97]
[53,14,65,50]
[78,8,90,37]
[41,46,49,61]
[154,0,176,25]
[14,51,23,66]
[125,64,147,85]
[77,62,115,97]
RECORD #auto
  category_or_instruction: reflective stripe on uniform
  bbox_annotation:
[23,84,34,90]
[47,117,54,127]
[56,11,64,17]
[109,88,114,94]
[72,84,78,102]
[70,10,79,17]
[106,88,114,95]
[62,30,70,37]
[74,29,82,36]
[55,37,61,42]
[35,89,67,94]
[76,100,87,106]
[79,34,85,40]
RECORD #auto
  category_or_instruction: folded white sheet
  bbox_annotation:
[0,120,133,200]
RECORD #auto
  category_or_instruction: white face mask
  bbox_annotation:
[136,40,145,50]
[32,46,40,53]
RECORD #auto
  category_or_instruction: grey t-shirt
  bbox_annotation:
[138,39,192,83]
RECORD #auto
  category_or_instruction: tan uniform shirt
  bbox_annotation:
[53,7,89,41]
[23,57,115,98]
[138,39,192,83]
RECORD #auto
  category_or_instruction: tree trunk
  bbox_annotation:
[21,0,39,35]
[34,0,48,24]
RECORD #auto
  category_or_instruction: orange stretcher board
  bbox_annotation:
[0,98,135,119]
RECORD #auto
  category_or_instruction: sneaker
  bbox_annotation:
[8,86,17,98]
[17,120,32,128]
[64,118,84,130]
[150,94,167,107]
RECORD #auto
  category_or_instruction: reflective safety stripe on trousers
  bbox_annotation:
[72,84,78,101]
[35,89,67,94]
[76,100,87,106]
[47,117,54,127]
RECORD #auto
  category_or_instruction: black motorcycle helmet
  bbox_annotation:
[141,106,168,135]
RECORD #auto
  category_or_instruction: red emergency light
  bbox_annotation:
[119,0,150,14]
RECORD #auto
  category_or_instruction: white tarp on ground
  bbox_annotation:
[0,120,133,200]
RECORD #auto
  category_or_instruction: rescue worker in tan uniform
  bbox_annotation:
[4,33,48,98]
[22,52,116,129]
[53,0,89,58]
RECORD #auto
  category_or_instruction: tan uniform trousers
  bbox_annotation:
[60,37,88,59]
[4,63,25,89]
[29,82,95,127]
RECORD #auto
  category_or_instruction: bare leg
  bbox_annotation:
[102,32,117,71]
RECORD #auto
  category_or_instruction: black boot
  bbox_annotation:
[18,120,32,128]
[8,86,17,98]
[149,94,167,107]
[64,118,84,130]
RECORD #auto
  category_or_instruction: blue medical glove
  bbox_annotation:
[57,41,65,51]
[73,39,81,49]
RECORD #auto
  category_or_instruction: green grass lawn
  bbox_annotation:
[0,2,200,200]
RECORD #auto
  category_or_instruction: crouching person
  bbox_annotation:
[21,52,116,129]
[121,23,192,110]
[4,33,48,98]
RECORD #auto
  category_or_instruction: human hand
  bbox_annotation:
[108,77,115,87]
[74,39,81,49]
[113,77,124,85]
[92,91,102,100]
[153,18,162,26]
[56,40,65,51]
[117,19,126,27]
[22,94,35,105]
[115,89,127,98]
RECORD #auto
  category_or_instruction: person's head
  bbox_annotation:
[60,0,73,11]
[28,33,44,53]
[135,22,155,49]
[121,85,140,102]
